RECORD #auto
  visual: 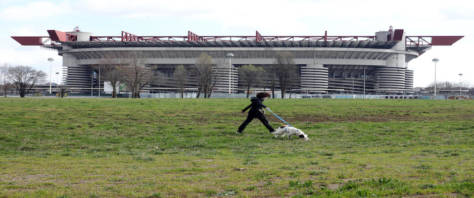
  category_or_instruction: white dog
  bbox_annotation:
[272,125,309,141]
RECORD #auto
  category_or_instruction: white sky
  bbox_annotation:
[0,0,472,87]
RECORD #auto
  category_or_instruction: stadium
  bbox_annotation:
[12,27,462,96]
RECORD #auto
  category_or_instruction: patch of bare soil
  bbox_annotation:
[403,193,460,198]
[291,114,412,122]
[290,113,472,123]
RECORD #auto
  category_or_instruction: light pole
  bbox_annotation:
[458,73,463,96]
[226,53,234,94]
[432,58,439,97]
[363,67,366,99]
[48,57,54,95]
[98,65,101,97]
[55,72,60,84]
[91,71,94,97]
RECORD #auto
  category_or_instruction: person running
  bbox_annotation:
[237,92,275,134]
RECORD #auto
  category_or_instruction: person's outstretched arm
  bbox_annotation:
[242,104,252,112]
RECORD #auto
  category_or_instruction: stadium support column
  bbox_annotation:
[376,32,407,94]
[300,64,328,94]
[213,59,238,93]
[63,52,92,94]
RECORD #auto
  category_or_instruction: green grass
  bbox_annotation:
[0,98,473,197]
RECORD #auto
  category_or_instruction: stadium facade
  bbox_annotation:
[12,27,462,95]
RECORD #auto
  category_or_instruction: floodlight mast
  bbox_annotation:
[226,53,234,95]
[432,58,439,97]
[48,57,54,94]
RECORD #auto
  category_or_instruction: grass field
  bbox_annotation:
[0,98,473,198]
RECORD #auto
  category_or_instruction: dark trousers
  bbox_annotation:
[238,112,274,133]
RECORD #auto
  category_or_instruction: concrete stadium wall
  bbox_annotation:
[60,46,418,95]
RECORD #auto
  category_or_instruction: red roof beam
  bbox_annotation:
[431,36,463,46]
[11,36,48,46]
[406,36,463,46]
[47,30,68,42]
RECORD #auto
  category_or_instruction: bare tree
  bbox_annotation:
[264,49,277,98]
[57,85,68,98]
[118,52,153,98]
[104,66,121,98]
[264,66,277,99]
[92,63,122,98]
[239,64,264,98]
[0,64,11,97]
[1,82,11,97]
[7,65,46,98]
[91,54,126,98]
[274,52,298,98]
[427,81,455,89]
[173,65,187,98]
[425,81,453,93]
[425,81,471,95]
[194,53,215,98]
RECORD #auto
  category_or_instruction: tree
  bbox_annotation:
[274,52,298,99]
[118,52,153,98]
[173,65,187,98]
[239,64,264,98]
[425,81,454,94]
[194,53,215,98]
[1,82,10,97]
[92,64,121,98]
[264,66,277,99]
[425,81,471,95]
[92,54,125,98]
[57,85,68,98]
[104,66,121,98]
[7,65,46,98]
[0,64,11,97]
[427,81,455,90]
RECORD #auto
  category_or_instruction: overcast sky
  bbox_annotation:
[0,0,472,87]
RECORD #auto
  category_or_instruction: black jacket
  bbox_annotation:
[242,97,267,114]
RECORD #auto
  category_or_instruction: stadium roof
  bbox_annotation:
[11,29,463,54]
[63,40,398,49]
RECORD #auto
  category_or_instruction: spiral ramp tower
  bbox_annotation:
[300,64,328,93]
[374,30,407,94]
[64,65,92,93]
[405,69,414,93]
[62,65,68,86]
[375,67,406,94]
